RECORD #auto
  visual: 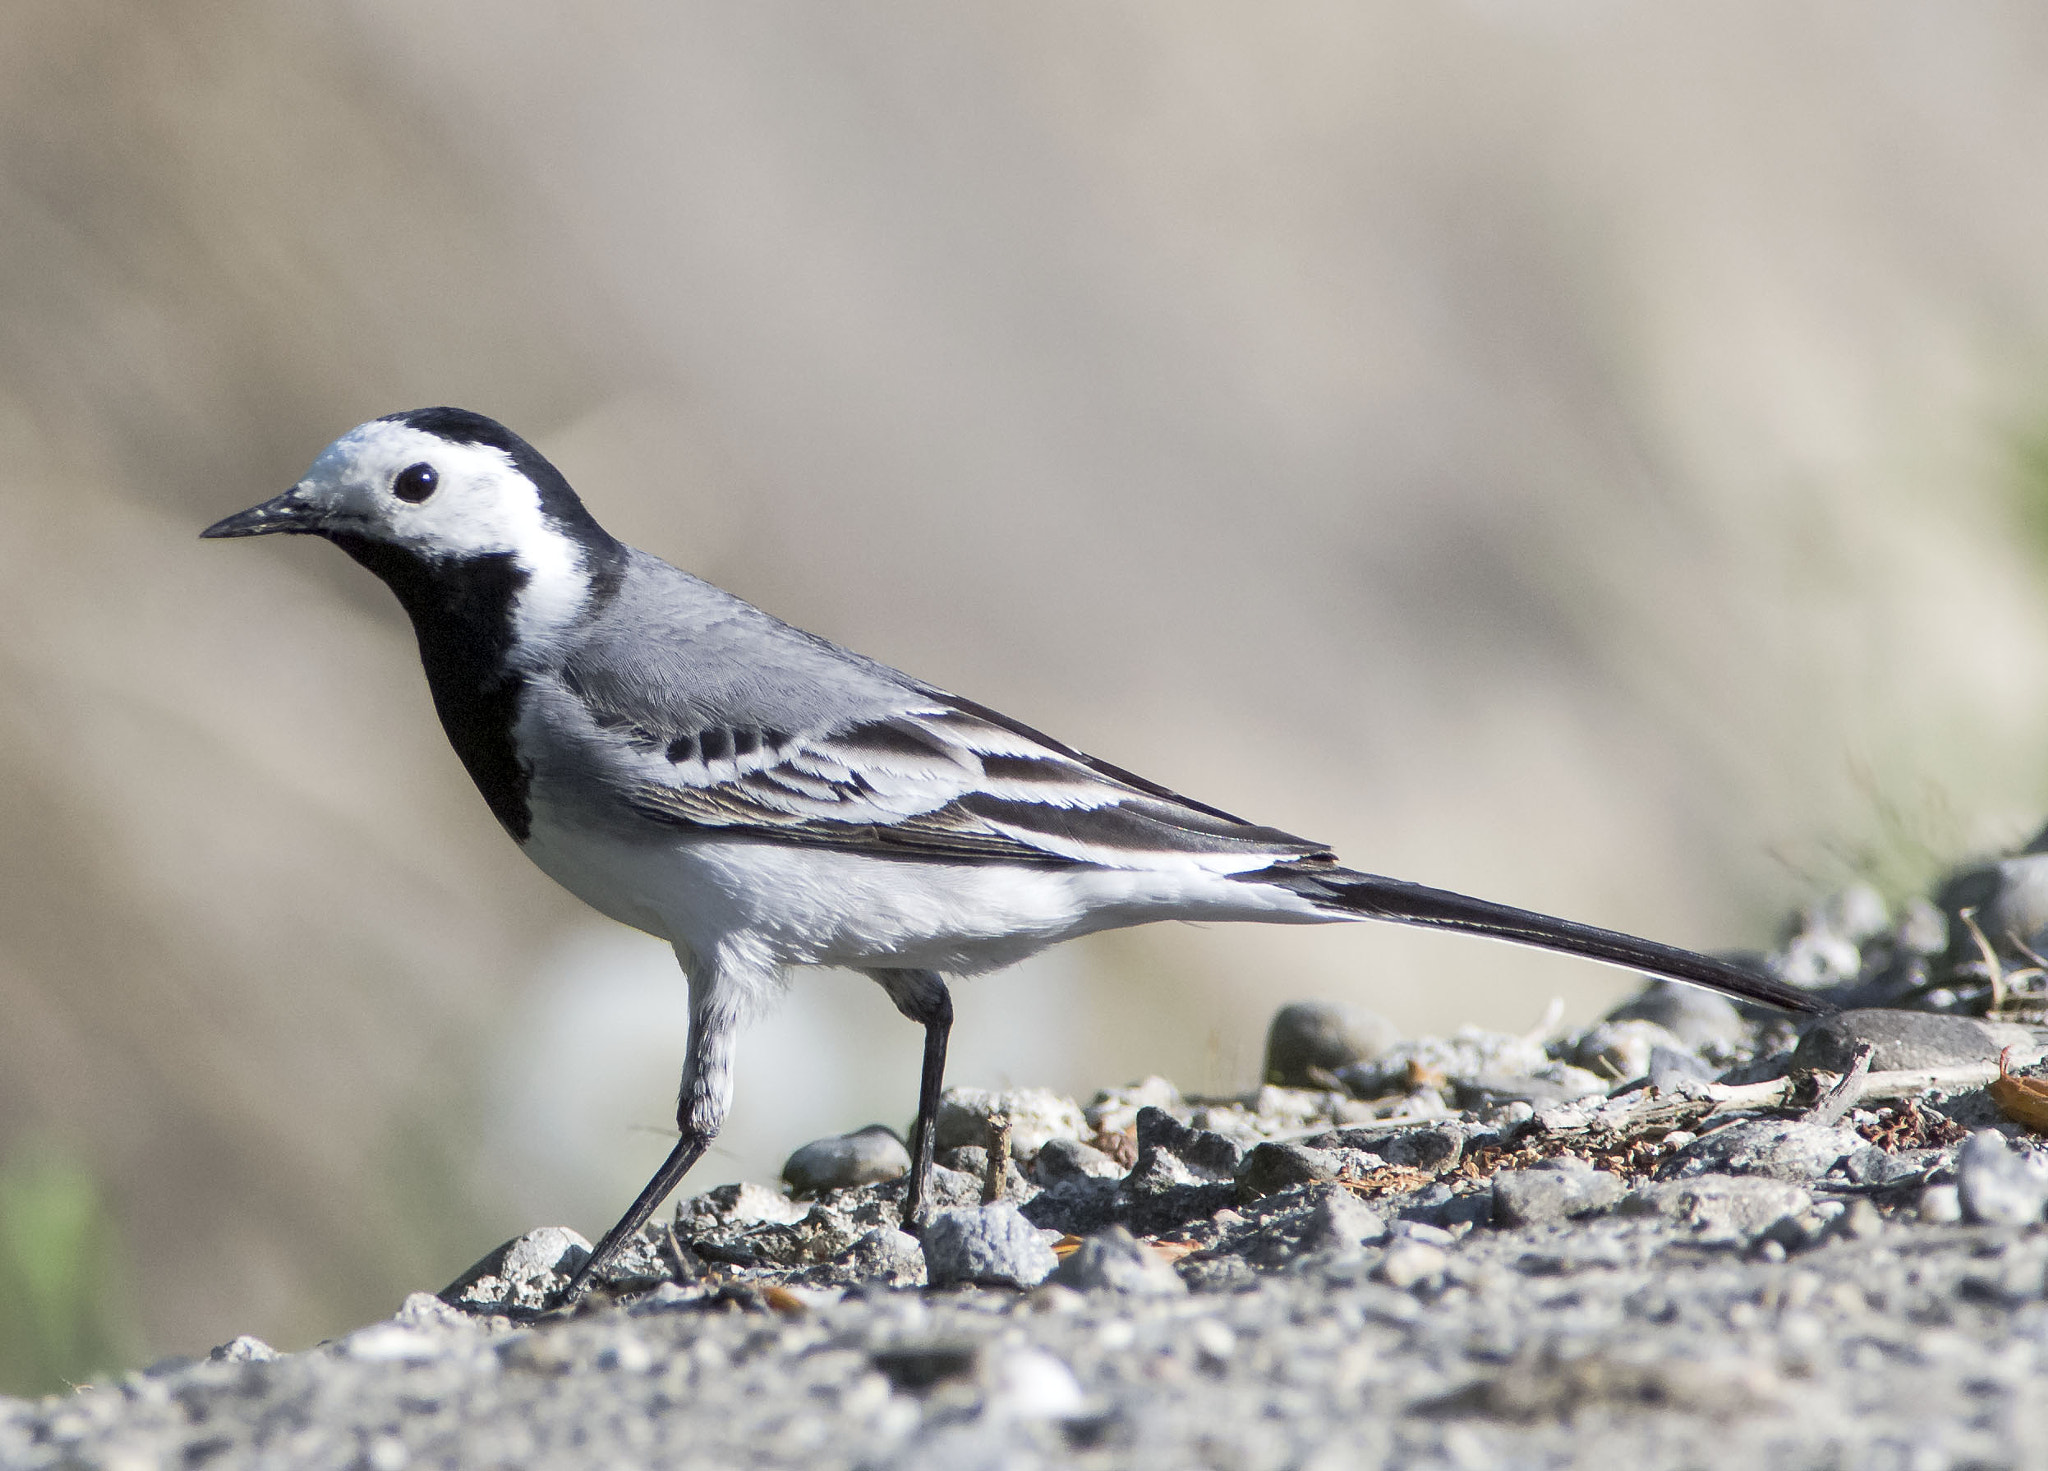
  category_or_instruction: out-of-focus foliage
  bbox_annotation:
[7,0,2048,1372]
[0,1144,136,1396]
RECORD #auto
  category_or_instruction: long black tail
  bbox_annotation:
[1261,863,1829,1016]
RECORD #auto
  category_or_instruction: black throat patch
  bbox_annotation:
[328,534,537,841]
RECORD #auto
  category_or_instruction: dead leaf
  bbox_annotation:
[1991,1046,2048,1134]
[1405,1059,1449,1092]
[1341,1165,1436,1198]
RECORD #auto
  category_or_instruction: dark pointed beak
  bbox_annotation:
[200,489,326,540]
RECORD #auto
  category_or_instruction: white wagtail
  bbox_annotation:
[204,406,1826,1299]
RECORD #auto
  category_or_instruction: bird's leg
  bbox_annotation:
[561,1132,710,1304]
[561,956,742,1304]
[873,968,954,1234]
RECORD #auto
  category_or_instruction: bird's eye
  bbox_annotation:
[392,462,439,503]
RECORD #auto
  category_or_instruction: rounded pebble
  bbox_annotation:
[1378,1242,1448,1289]
[1264,1001,1400,1088]
[1048,1225,1187,1296]
[1791,1009,2035,1074]
[782,1125,911,1195]
[1956,1130,2048,1226]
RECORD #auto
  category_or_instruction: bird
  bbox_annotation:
[203,405,1828,1301]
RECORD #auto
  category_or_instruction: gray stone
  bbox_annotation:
[1019,1175,1124,1238]
[1606,980,1750,1050]
[1455,1069,1607,1108]
[921,1202,1058,1289]
[1388,1218,1456,1247]
[1715,1051,1794,1086]
[209,1336,278,1363]
[1047,1225,1187,1296]
[440,1226,593,1312]
[922,1164,992,1211]
[1235,1142,1342,1200]
[1957,1130,2048,1226]
[1919,1183,1964,1223]
[1177,1254,1260,1294]
[1572,1019,1688,1083]
[1298,1186,1388,1251]
[689,1180,810,1227]
[935,1086,1088,1165]
[1134,1106,1243,1180]
[1377,1123,1467,1171]
[1338,1028,1550,1099]
[1377,1241,1448,1289]
[1083,1076,1183,1139]
[1842,1146,1945,1189]
[1647,1046,1717,1090]
[1790,1009,2034,1073]
[1032,1136,1125,1185]
[1620,1175,1816,1244]
[1263,1000,1400,1087]
[1665,1120,1862,1183]
[1492,1164,1626,1227]
[782,1125,910,1196]
[395,1292,468,1330]
[830,1227,928,1286]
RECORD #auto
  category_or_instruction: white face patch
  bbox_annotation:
[295,419,593,652]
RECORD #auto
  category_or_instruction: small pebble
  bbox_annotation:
[1299,1187,1388,1251]
[1235,1142,1341,1200]
[1919,1184,1964,1224]
[1378,1242,1448,1289]
[209,1336,278,1364]
[1572,1019,1687,1083]
[1835,1199,1884,1241]
[341,1325,445,1364]
[922,1203,1058,1289]
[1033,1137,1124,1184]
[1491,1166,1624,1227]
[1190,1318,1236,1364]
[984,1349,1086,1420]
[783,1125,910,1195]
[1047,1226,1186,1296]
[1956,1130,2048,1226]
[1264,1000,1400,1087]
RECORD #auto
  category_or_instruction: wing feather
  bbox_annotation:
[564,667,1327,871]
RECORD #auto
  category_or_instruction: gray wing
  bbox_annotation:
[551,552,1329,873]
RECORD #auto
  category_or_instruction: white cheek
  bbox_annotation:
[419,475,590,649]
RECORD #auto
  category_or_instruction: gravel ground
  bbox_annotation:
[16,868,2048,1470]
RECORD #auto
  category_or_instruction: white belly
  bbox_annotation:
[518,800,1333,976]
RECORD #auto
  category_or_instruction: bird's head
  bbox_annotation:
[203,407,620,641]
[204,406,608,558]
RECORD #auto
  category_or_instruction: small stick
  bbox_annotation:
[982,1115,1012,1204]
[1960,907,2006,1013]
[1803,1042,1877,1128]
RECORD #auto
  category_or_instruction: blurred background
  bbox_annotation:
[6,0,2048,1390]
